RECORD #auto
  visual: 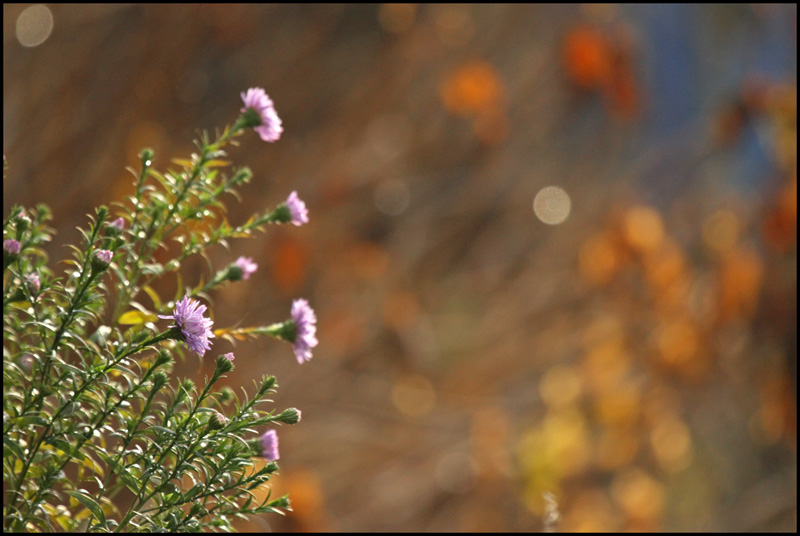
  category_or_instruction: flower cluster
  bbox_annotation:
[3,87,316,533]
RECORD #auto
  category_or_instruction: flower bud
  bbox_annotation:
[215,354,235,374]
[207,411,228,431]
[106,217,125,236]
[276,407,302,425]
[151,371,169,392]
[231,256,257,281]
[16,212,31,232]
[26,273,40,295]
[269,495,291,509]
[91,249,113,273]
[139,148,154,164]
[225,264,244,282]
[219,386,235,404]
[3,239,21,267]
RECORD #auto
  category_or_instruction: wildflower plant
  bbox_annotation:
[3,88,317,532]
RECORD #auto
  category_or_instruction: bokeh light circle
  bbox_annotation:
[16,5,54,48]
[533,186,571,225]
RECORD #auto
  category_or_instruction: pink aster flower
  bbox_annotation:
[26,273,40,295]
[159,296,215,357]
[286,191,309,226]
[240,87,283,142]
[108,217,125,232]
[91,249,114,272]
[4,239,21,256]
[234,256,258,281]
[290,299,318,364]
[260,429,280,461]
[4,239,21,268]
[94,249,113,264]
[223,352,235,362]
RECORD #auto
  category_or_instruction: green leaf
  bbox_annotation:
[204,159,230,168]
[47,437,86,461]
[184,483,204,501]
[142,285,162,310]
[96,452,139,494]
[9,414,49,427]
[3,436,26,460]
[66,490,106,525]
[118,310,158,325]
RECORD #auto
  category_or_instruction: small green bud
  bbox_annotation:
[230,167,253,185]
[275,407,302,425]
[139,148,154,164]
[16,212,31,232]
[226,264,244,282]
[152,350,173,369]
[151,371,169,391]
[207,411,228,431]
[219,386,235,404]
[271,203,293,224]
[257,375,277,397]
[215,354,235,374]
[96,206,108,224]
[268,495,291,509]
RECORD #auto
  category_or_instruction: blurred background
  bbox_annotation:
[3,4,796,532]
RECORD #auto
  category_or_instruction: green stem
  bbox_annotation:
[3,330,175,531]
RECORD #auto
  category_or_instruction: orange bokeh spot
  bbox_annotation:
[271,234,309,294]
[717,246,764,322]
[440,61,504,117]
[563,24,613,90]
[579,231,622,285]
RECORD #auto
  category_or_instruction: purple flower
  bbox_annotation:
[94,249,113,264]
[234,256,258,281]
[108,217,125,232]
[4,239,21,255]
[223,352,235,362]
[159,296,215,357]
[290,299,318,364]
[286,191,309,226]
[91,249,113,272]
[26,273,40,295]
[260,429,280,461]
[240,87,283,143]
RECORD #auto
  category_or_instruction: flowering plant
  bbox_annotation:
[3,88,316,532]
